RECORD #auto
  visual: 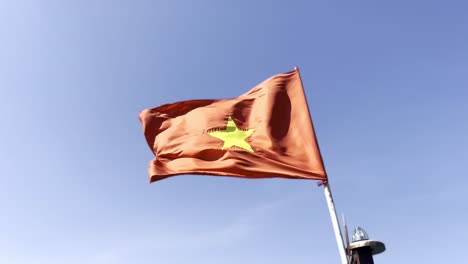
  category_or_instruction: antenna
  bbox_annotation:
[342,214,351,258]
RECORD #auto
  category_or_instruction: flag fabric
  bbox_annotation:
[139,69,327,183]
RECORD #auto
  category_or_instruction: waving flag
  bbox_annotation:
[139,69,327,183]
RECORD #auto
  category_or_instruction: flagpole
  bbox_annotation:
[323,182,348,264]
[294,66,348,264]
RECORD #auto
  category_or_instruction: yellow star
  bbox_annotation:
[208,117,255,152]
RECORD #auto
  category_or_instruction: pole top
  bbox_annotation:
[348,240,386,255]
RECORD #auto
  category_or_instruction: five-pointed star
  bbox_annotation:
[208,116,255,152]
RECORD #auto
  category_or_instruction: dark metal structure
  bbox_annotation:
[347,227,385,264]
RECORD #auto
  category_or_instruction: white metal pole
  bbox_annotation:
[294,66,347,263]
[323,182,348,264]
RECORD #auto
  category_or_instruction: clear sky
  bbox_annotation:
[1,0,467,263]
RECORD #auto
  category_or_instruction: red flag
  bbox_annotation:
[139,69,327,183]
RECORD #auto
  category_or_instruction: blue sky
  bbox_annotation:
[1,0,467,263]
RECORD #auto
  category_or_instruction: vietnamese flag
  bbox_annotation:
[139,68,327,183]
